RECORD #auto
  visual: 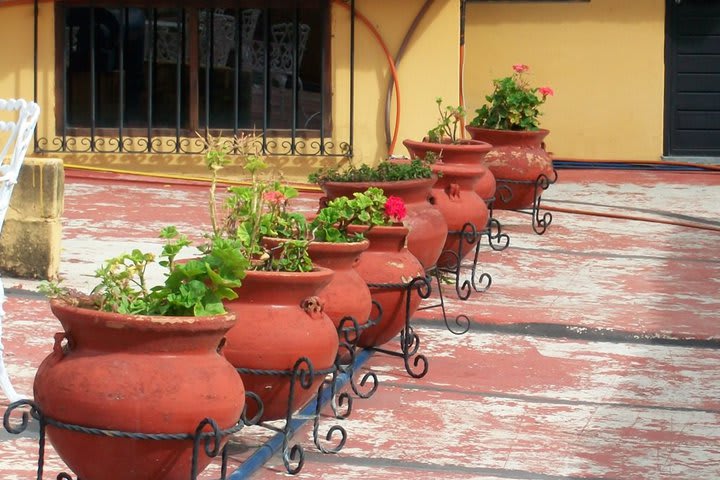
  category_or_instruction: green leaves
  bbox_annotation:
[469,68,549,131]
[80,227,249,317]
[427,99,466,144]
[309,158,432,184]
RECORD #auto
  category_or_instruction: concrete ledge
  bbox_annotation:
[0,157,64,280]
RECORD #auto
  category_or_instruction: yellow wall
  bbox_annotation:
[465,0,666,161]
[0,0,461,181]
[331,0,460,166]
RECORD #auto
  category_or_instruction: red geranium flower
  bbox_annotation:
[384,196,407,222]
[512,64,529,73]
[263,190,287,205]
[538,86,554,97]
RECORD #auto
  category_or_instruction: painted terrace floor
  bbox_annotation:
[1,168,719,479]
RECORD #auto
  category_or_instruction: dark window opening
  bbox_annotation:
[60,2,328,139]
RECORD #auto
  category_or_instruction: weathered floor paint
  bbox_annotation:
[0,169,718,479]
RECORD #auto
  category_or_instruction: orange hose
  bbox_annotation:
[542,204,720,233]
[333,0,401,156]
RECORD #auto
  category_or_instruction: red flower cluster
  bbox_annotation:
[538,86,554,97]
[512,64,529,73]
[263,190,287,205]
[384,196,407,222]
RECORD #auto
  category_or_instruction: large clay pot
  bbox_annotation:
[430,162,490,269]
[465,126,554,210]
[222,268,339,422]
[320,178,448,269]
[403,138,496,203]
[263,237,372,336]
[349,225,425,348]
[33,300,244,480]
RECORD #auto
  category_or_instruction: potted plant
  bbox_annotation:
[34,228,248,480]
[266,186,423,350]
[466,64,555,210]
[309,158,447,269]
[403,99,494,268]
[204,137,340,422]
[402,98,496,202]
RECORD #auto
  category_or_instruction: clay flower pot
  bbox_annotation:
[264,237,373,353]
[465,126,554,210]
[33,300,244,480]
[348,224,425,348]
[431,162,490,269]
[403,138,496,203]
[222,268,339,422]
[320,177,448,269]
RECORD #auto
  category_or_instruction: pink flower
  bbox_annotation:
[538,86,554,97]
[384,196,407,222]
[512,64,529,73]
[263,190,286,205]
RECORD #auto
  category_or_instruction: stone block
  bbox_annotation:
[0,217,62,280]
[0,156,64,279]
[6,157,64,220]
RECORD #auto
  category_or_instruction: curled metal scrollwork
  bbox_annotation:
[282,440,305,475]
[242,391,264,426]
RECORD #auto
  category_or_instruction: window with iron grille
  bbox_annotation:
[46,1,347,156]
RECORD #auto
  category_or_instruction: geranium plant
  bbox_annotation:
[40,227,248,316]
[427,97,466,144]
[470,64,554,131]
[309,187,406,243]
[205,134,312,272]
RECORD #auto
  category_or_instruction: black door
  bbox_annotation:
[665,0,720,157]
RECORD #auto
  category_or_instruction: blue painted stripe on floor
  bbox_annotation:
[227,348,375,479]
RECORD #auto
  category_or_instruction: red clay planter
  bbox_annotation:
[222,268,339,422]
[430,162,490,268]
[465,127,554,210]
[34,300,244,480]
[349,224,425,348]
[403,138,496,203]
[319,178,448,269]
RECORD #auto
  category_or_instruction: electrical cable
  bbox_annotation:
[383,0,435,150]
[333,0,402,155]
[541,204,720,233]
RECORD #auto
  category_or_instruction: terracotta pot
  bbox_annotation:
[320,178,448,268]
[33,300,244,480]
[465,126,554,210]
[403,138,496,202]
[222,268,339,422]
[264,237,372,340]
[430,162,490,269]
[348,224,425,348]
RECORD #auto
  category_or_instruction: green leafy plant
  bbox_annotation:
[427,97,466,144]
[205,134,313,273]
[40,226,248,316]
[309,187,406,243]
[470,64,554,131]
[308,158,433,184]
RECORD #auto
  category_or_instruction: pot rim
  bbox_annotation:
[49,298,237,331]
[320,176,437,190]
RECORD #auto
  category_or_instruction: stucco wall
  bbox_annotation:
[464,0,666,161]
[332,0,460,166]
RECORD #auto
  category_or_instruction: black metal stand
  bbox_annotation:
[422,213,510,336]
[2,398,251,480]
[368,275,433,379]
[495,169,559,235]
[237,315,379,475]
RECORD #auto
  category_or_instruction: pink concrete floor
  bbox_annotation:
[1,168,719,479]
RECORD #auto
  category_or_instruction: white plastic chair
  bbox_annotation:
[0,99,40,403]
